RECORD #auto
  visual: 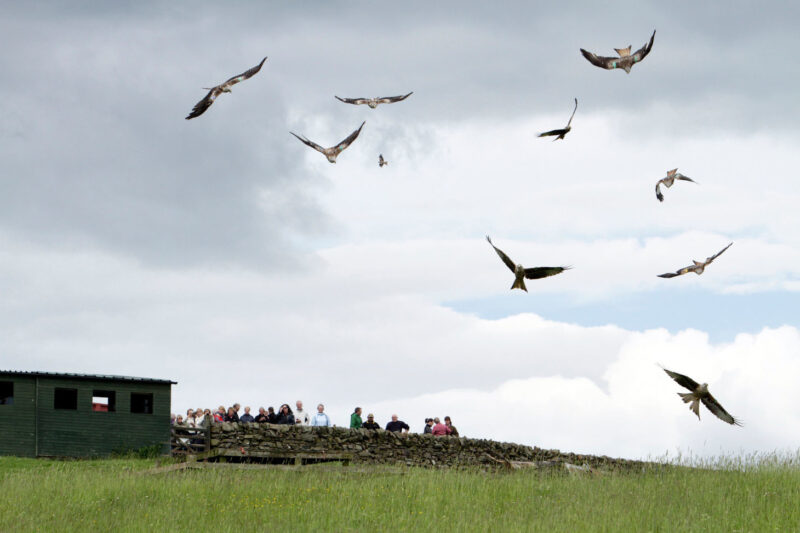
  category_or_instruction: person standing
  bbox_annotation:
[254,407,268,423]
[276,404,295,425]
[311,403,332,427]
[362,413,380,430]
[295,400,310,425]
[385,414,409,434]
[350,407,363,429]
[445,416,459,437]
[423,418,434,434]
[240,406,255,423]
[431,417,450,436]
[195,409,208,428]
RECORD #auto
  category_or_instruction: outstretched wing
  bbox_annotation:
[335,96,370,105]
[375,92,413,104]
[706,242,733,264]
[655,180,665,202]
[185,89,219,120]
[580,49,618,70]
[538,129,567,138]
[701,394,742,426]
[658,264,695,278]
[677,175,696,183]
[334,121,366,153]
[662,368,701,392]
[565,98,578,128]
[290,132,326,154]
[222,57,268,88]
[631,30,656,63]
[524,266,570,280]
[486,236,516,274]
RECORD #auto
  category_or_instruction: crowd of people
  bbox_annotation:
[171,401,459,436]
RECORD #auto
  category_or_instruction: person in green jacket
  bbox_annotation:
[350,407,363,429]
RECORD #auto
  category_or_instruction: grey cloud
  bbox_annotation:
[0,10,335,268]
[0,2,797,267]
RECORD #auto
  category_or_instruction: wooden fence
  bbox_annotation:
[170,425,210,456]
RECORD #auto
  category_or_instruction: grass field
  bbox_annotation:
[1,455,799,532]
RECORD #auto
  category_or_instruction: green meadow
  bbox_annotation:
[1,454,798,532]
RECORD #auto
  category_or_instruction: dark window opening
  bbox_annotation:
[0,382,13,405]
[131,392,153,414]
[54,388,78,410]
[92,390,116,412]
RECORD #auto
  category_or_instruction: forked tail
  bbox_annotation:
[511,278,528,292]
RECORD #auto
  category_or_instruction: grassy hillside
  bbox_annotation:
[1,455,798,532]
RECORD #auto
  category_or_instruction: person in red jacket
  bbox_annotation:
[431,417,451,436]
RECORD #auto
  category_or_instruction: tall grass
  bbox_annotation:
[1,453,798,532]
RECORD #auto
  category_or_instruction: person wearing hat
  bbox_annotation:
[361,413,380,430]
[423,418,434,434]
[350,407,363,429]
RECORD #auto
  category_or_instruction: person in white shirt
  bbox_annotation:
[184,408,196,428]
[295,400,310,425]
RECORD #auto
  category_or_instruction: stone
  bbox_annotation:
[194,422,645,471]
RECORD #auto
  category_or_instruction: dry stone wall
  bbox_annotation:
[209,423,645,470]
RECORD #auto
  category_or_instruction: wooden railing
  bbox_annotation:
[170,425,210,456]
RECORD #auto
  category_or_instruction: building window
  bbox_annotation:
[130,393,153,414]
[0,382,12,405]
[92,390,116,412]
[54,388,78,410]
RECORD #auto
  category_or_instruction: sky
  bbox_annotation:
[1,1,798,460]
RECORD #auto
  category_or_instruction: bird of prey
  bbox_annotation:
[580,30,655,74]
[656,168,696,202]
[486,236,570,292]
[378,154,388,167]
[185,57,268,120]
[662,367,742,426]
[538,98,578,141]
[335,92,413,109]
[290,121,366,163]
[658,242,732,279]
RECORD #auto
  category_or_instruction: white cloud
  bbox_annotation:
[363,326,800,459]
[2,234,798,459]
[1,3,798,463]
[313,116,800,248]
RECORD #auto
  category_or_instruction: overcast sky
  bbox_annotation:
[1,2,798,460]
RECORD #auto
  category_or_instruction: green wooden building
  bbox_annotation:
[0,371,176,457]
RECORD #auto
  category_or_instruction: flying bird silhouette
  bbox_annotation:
[378,154,388,167]
[486,236,570,292]
[662,367,742,426]
[185,57,267,120]
[656,168,696,202]
[538,98,578,141]
[580,30,655,74]
[290,121,366,163]
[335,92,413,109]
[658,242,733,278]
